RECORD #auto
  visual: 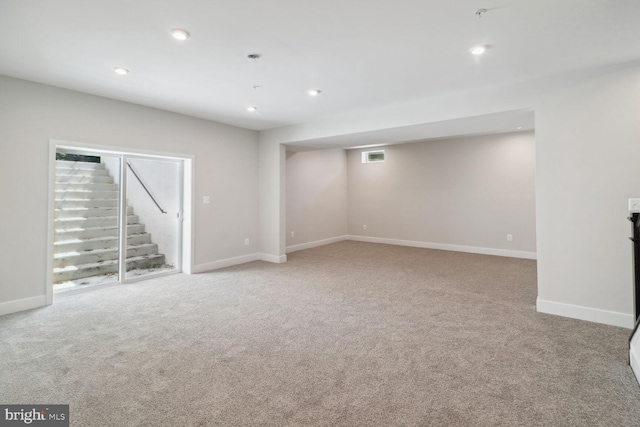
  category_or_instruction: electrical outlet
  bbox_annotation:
[290,231,295,237]
[203,196,210,204]
[506,234,513,241]
[363,224,367,230]
[629,198,640,212]
[244,238,250,246]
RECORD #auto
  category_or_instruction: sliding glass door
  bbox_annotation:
[53,147,183,292]
[53,152,122,290]
[123,156,182,281]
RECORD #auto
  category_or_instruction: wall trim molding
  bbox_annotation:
[286,235,348,254]
[347,235,537,260]
[192,252,288,273]
[259,253,288,264]
[193,254,261,273]
[537,298,634,329]
[0,295,48,317]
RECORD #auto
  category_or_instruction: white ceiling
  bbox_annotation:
[1,0,639,133]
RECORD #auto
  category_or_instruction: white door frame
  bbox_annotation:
[47,139,194,305]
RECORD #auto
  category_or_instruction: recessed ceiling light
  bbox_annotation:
[517,126,523,130]
[170,28,190,41]
[113,67,129,75]
[307,89,322,97]
[470,45,487,56]
[247,106,258,112]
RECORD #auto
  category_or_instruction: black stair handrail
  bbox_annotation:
[126,161,167,214]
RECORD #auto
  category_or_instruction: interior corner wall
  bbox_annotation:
[534,64,640,328]
[257,61,640,328]
[0,75,259,310]
[347,132,537,257]
[286,149,348,251]
[258,137,287,262]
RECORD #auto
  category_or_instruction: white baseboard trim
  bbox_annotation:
[0,295,48,317]
[259,253,288,264]
[537,298,634,329]
[193,253,261,273]
[347,235,537,260]
[192,252,288,273]
[630,330,640,385]
[286,235,348,254]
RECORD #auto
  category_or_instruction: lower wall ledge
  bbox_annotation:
[537,298,634,329]
[0,295,48,317]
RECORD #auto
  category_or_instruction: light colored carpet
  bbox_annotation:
[1,241,639,426]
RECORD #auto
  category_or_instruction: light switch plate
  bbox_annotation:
[629,198,640,213]
[203,196,210,204]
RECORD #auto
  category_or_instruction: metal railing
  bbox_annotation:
[126,161,167,214]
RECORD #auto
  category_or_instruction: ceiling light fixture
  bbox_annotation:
[307,89,322,97]
[517,126,523,130]
[170,28,190,41]
[247,54,261,61]
[247,106,258,112]
[113,67,129,75]
[475,8,487,18]
[470,45,487,55]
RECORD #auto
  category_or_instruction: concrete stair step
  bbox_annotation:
[54,206,133,219]
[53,254,166,282]
[54,233,152,253]
[55,175,114,184]
[55,215,139,229]
[55,182,118,191]
[55,224,145,240]
[55,199,118,209]
[54,243,160,267]
[56,161,105,170]
[55,190,119,200]
[55,168,110,177]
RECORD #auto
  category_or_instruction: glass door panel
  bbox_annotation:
[124,157,182,280]
[53,151,121,291]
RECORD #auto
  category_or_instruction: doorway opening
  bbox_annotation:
[49,142,192,295]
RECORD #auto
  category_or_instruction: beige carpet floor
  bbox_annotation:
[1,241,639,426]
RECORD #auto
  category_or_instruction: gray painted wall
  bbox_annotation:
[286,149,348,248]
[347,132,537,254]
[0,75,259,305]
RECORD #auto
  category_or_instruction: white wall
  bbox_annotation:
[286,149,348,251]
[347,132,536,257]
[534,66,640,327]
[258,138,287,263]
[0,75,259,311]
